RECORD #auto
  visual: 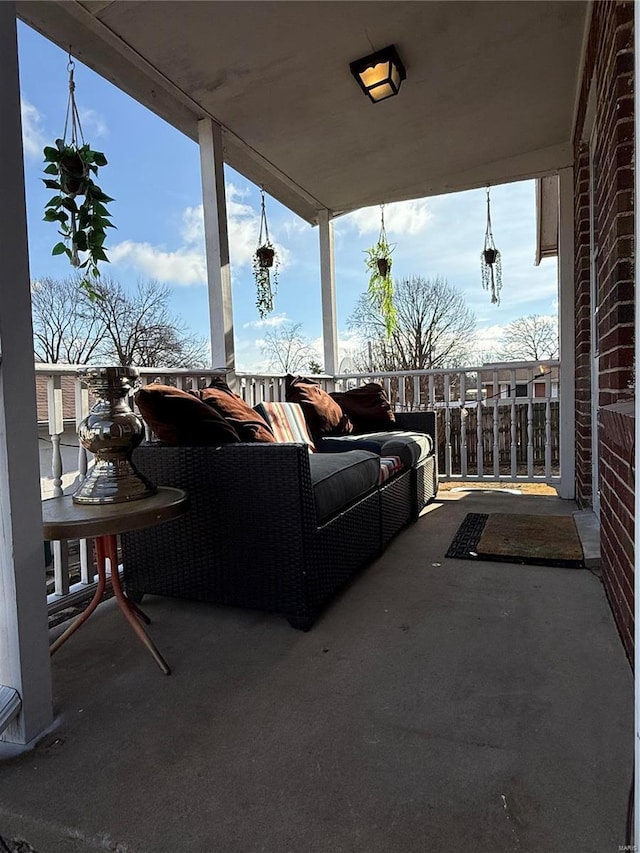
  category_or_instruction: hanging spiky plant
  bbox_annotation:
[364,205,397,338]
[481,186,502,305]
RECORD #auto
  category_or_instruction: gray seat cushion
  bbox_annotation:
[309,450,380,524]
[317,431,433,468]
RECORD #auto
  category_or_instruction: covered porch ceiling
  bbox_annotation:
[18,0,589,224]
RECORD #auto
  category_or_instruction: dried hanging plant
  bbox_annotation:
[481,186,502,305]
[253,189,279,318]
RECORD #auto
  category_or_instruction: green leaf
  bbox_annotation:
[55,138,65,150]
[92,152,108,166]
[93,203,110,217]
[74,232,88,252]
[42,179,62,190]
[43,146,60,162]
[43,209,60,222]
[45,195,62,209]
[90,189,115,203]
[61,197,78,213]
[43,163,59,175]
[51,242,67,256]
[91,247,109,262]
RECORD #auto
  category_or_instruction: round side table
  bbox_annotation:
[42,487,189,675]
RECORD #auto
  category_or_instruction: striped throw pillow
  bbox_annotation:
[254,402,316,451]
[378,456,404,484]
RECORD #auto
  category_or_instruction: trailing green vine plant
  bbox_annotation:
[364,205,397,337]
[253,189,279,318]
[42,55,114,300]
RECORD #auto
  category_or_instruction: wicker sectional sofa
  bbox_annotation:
[121,403,437,630]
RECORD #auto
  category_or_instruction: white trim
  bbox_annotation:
[0,2,53,744]
[318,210,338,379]
[557,166,576,500]
[198,118,235,379]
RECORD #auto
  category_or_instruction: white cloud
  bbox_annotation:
[21,99,46,160]
[339,198,433,238]
[110,186,293,285]
[79,108,108,139]
[109,240,207,285]
[243,313,289,330]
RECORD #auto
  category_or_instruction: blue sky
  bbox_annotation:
[17,22,558,371]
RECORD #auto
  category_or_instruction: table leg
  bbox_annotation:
[102,535,171,676]
[49,545,107,656]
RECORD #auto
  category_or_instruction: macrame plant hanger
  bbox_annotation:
[481,186,502,305]
[253,189,278,318]
[63,54,86,267]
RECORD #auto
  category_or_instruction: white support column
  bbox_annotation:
[198,118,235,384]
[557,166,576,500]
[318,209,338,379]
[0,3,53,745]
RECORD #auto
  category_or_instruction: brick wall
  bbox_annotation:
[573,1,635,661]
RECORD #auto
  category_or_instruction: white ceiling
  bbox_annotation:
[17,1,589,224]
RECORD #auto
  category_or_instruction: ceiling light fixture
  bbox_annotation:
[349,45,406,103]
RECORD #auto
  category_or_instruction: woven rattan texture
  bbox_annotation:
[380,469,412,545]
[121,411,437,628]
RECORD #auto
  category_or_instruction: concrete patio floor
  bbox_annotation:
[0,490,633,853]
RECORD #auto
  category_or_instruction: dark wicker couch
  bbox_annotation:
[121,411,436,630]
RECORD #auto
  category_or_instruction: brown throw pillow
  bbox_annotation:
[330,382,396,433]
[135,384,241,446]
[285,374,352,440]
[200,377,275,443]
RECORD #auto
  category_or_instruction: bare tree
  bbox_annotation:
[31,275,107,363]
[31,275,209,368]
[349,276,477,371]
[92,278,209,367]
[260,322,321,374]
[495,314,559,361]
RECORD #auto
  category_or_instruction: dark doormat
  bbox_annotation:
[445,512,585,568]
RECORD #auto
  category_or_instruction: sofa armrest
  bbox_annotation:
[393,410,436,444]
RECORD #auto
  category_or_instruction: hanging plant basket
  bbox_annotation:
[483,248,498,266]
[377,257,390,277]
[364,205,397,339]
[42,55,114,300]
[256,245,275,269]
[253,190,279,318]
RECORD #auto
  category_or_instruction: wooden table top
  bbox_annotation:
[42,487,189,541]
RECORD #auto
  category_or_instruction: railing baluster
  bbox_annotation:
[459,372,467,478]
[444,374,452,478]
[74,378,92,585]
[413,375,420,411]
[398,373,406,410]
[527,368,534,478]
[476,371,483,478]
[545,370,552,479]
[493,370,500,478]
[510,369,517,479]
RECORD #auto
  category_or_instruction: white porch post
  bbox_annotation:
[318,209,338,379]
[0,3,53,745]
[557,166,576,500]
[198,118,235,383]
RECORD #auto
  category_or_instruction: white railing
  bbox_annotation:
[38,360,560,614]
